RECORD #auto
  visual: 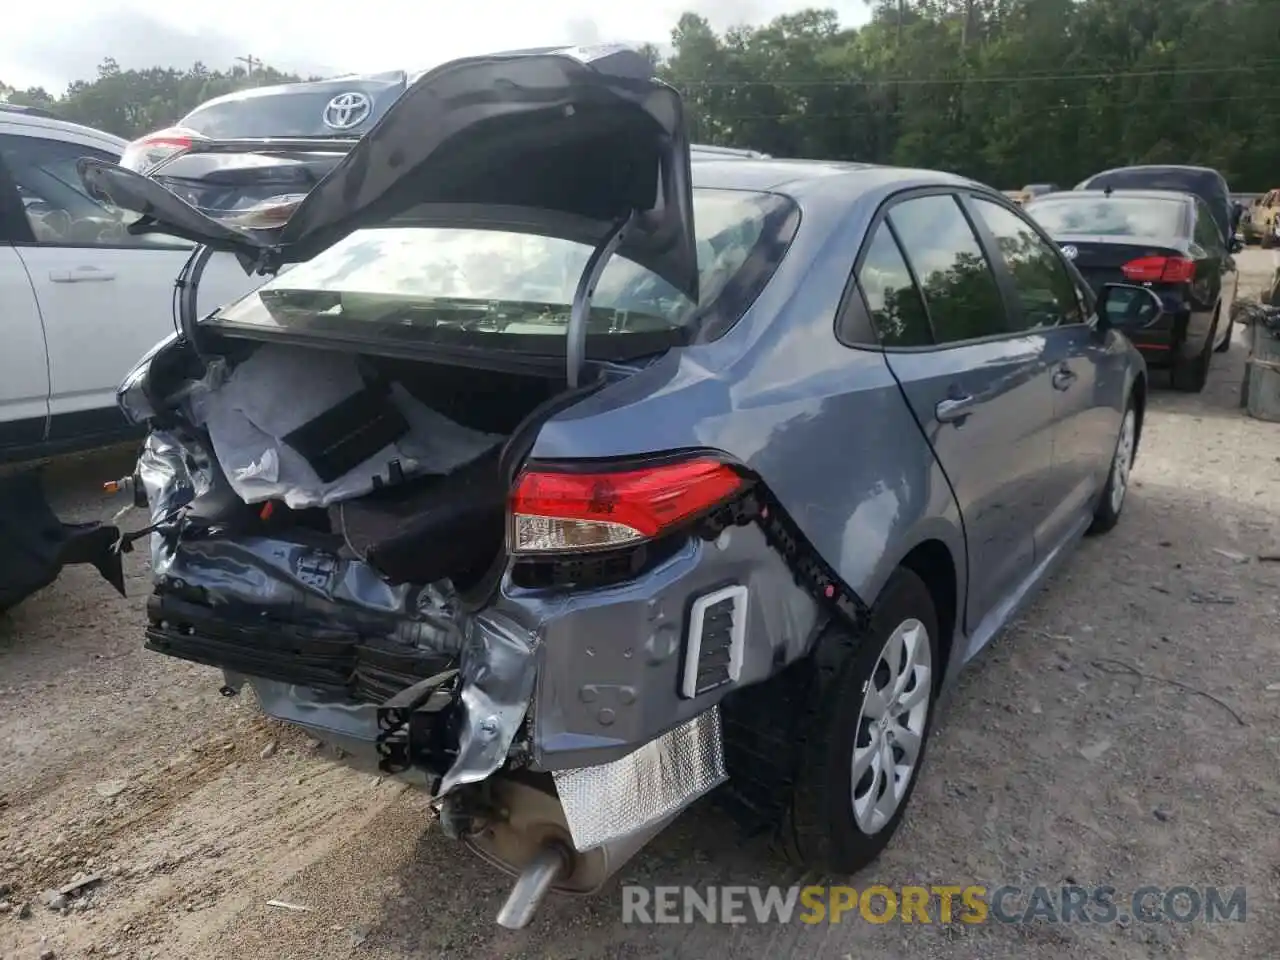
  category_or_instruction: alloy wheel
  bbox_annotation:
[851,618,932,835]
[1110,409,1136,516]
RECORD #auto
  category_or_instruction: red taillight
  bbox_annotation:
[509,457,744,554]
[120,127,201,173]
[1121,255,1196,284]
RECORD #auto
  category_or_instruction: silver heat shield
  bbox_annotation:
[551,706,727,852]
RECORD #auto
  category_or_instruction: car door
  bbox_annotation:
[0,156,51,457]
[1192,198,1237,346]
[0,132,260,447]
[859,192,1057,635]
[966,194,1123,552]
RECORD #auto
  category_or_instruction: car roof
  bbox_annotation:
[0,111,127,152]
[0,102,58,119]
[1085,163,1222,177]
[1079,164,1228,193]
[689,157,983,201]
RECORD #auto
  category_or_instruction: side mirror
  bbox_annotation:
[1230,235,1244,253]
[1096,283,1164,333]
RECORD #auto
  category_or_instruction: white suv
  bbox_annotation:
[0,107,260,461]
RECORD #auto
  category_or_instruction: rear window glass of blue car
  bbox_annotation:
[210,187,799,359]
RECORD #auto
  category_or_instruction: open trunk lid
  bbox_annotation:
[78,45,699,301]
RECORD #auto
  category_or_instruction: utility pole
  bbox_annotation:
[235,54,262,78]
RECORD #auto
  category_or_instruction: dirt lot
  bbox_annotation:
[2,250,1279,960]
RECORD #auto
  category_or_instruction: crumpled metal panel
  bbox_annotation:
[138,430,211,521]
[551,706,727,851]
[137,428,529,796]
[139,430,463,649]
[438,610,540,797]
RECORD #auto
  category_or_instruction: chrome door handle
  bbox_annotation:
[936,395,975,423]
[49,266,117,283]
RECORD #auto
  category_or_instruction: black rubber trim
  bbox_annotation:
[699,484,872,633]
[144,590,455,702]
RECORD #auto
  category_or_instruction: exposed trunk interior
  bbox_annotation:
[143,339,590,707]
[173,340,572,593]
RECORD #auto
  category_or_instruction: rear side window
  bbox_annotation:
[857,223,933,347]
[888,195,1007,343]
[971,198,1083,329]
[0,134,185,248]
[1193,201,1224,252]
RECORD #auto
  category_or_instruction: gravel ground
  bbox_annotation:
[2,250,1279,960]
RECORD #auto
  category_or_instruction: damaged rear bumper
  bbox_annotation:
[0,470,125,612]
[134,428,826,855]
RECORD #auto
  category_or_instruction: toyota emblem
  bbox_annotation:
[322,92,372,131]
[1061,244,1078,260]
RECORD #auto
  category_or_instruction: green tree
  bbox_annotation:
[662,0,1280,189]
[6,2,1280,190]
[1,59,307,139]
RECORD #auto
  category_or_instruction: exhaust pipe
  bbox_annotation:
[496,841,571,929]
[458,777,672,928]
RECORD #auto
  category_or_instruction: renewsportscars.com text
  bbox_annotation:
[621,884,1247,925]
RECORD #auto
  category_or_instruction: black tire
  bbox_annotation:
[1171,314,1216,392]
[1215,309,1234,353]
[782,567,940,874]
[1088,395,1137,535]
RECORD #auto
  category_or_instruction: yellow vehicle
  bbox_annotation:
[1245,188,1280,247]
[1003,184,1059,207]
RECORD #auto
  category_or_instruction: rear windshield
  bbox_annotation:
[180,84,402,138]
[1079,170,1228,232]
[1025,196,1187,238]
[210,188,798,358]
[1081,169,1222,197]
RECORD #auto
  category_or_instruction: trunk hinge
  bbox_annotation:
[173,242,278,355]
[173,243,217,351]
[566,211,638,388]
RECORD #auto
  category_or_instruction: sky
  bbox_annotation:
[0,1,874,94]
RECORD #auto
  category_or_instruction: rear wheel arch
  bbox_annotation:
[894,540,958,693]
[1131,371,1147,457]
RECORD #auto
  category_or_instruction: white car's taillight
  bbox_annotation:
[508,457,745,554]
[120,126,204,173]
[221,194,308,228]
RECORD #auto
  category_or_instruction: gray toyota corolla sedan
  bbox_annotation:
[83,45,1150,928]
